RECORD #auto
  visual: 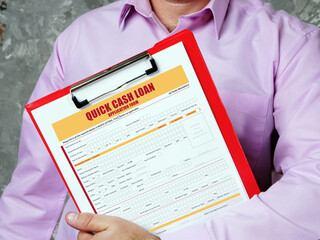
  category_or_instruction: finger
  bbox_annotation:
[66,212,109,232]
[78,231,94,240]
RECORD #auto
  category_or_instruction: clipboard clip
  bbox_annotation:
[70,51,158,108]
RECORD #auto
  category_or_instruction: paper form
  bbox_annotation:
[31,42,249,234]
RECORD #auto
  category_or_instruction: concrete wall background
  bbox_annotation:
[0,0,115,195]
[0,0,319,235]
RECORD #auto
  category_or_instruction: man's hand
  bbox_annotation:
[65,212,160,240]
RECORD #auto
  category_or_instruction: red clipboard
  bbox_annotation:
[150,30,260,198]
[26,29,260,232]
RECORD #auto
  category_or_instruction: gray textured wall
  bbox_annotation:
[0,0,114,195]
[0,0,319,221]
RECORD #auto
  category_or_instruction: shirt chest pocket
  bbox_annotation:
[218,90,270,169]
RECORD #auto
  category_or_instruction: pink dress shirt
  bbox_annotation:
[0,0,319,239]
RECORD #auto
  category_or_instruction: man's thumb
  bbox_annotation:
[66,212,106,232]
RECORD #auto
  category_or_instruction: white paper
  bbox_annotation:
[31,42,248,234]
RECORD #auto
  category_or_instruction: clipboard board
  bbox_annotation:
[26,30,259,234]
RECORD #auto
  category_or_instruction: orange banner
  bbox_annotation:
[52,65,189,141]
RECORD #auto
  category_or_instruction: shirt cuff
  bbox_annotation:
[159,224,212,240]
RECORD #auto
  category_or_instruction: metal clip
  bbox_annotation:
[71,51,158,108]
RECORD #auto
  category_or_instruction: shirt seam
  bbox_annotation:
[203,223,214,240]
[254,98,272,172]
[262,4,317,79]
[47,189,68,240]
[276,29,317,81]
[233,1,316,80]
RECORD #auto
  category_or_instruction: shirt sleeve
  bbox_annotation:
[160,29,320,240]
[0,35,69,239]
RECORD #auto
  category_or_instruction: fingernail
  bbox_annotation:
[67,212,78,223]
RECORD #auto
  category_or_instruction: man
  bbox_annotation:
[0,0,319,239]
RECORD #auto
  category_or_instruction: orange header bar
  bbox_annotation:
[52,66,189,141]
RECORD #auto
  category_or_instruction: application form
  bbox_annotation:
[30,42,253,234]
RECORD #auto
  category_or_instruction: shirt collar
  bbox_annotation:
[119,0,230,38]
[119,0,152,26]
